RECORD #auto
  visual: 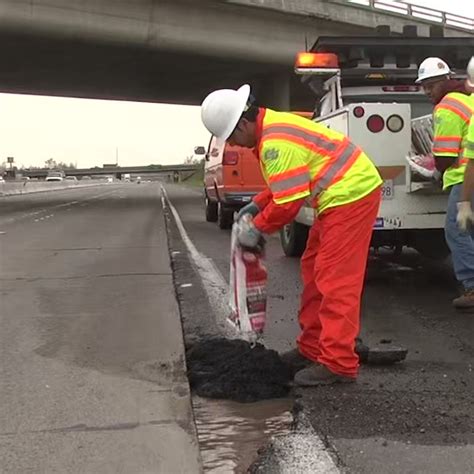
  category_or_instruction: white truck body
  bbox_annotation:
[279,34,474,258]
[295,100,447,233]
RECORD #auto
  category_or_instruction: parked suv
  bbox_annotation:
[197,136,266,229]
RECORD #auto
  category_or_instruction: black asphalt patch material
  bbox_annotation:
[186,338,292,402]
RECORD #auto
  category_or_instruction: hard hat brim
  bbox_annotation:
[215,84,251,145]
[415,70,449,84]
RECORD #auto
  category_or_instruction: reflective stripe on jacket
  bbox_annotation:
[257,109,382,214]
[432,92,474,189]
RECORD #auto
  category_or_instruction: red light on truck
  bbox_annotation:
[223,151,239,165]
[367,115,385,133]
[382,86,420,92]
[353,106,365,118]
[295,52,339,69]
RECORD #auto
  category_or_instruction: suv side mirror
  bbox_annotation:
[194,146,206,155]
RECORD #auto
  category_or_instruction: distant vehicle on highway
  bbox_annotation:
[106,176,114,183]
[46,170,65,182]
[0,176,5,183]
[45,175,63,182]
[123,173,131,182]
[197,138,265,229]
[136,176,142,184]
[65,176,78,183]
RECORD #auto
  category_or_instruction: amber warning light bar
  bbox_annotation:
[295,52,340,75]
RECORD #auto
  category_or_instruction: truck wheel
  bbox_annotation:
[205,196,218,222]
[280,221,309,257]
[414,230,450,260]
[217,202,234,230]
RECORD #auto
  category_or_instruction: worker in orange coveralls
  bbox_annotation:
[201,85,382,385]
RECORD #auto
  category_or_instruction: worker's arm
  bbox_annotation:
[434,156,457,173]
[461,160,474,202]
[254,198,305,234]
[253,143,311,234]
[432,99,464,174]
[252,187,273,210]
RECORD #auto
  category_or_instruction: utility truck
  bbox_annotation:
[281,34,474,259]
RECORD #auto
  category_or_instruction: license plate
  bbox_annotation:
[242,196,251,202]
[381,180,394,200]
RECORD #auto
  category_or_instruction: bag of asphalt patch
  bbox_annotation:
[229,219,267,342]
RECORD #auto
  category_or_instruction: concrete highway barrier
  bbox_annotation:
[0,180,109,197]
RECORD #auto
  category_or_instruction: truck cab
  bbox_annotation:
[281,35,474,259]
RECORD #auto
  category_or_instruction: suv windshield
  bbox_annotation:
[344,94,433,118]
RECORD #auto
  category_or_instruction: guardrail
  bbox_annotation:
[338,0,474,31]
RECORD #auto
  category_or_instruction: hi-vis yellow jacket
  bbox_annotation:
[257,109,382,214]
[465,115,474,161]
[432,92,474,190]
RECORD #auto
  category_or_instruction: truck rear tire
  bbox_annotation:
[217,202,234,230]
[280,221,309,257]
[205,197,218,222]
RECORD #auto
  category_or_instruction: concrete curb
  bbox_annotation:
[0,181,108,197]
[249,410,342,473]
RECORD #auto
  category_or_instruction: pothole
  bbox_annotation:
[186,338,295,471]
[193,396,293,473]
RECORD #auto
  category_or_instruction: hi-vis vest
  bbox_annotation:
[258,109,382,214]
[464,115,474,161]
[432,92,474,190]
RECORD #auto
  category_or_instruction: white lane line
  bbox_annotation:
[161,185,341,474]
[0,231,5,234]
[160,186,235,338]
[180,283,193,288]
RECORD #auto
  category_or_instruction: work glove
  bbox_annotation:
[236,201,260,222]
[457,201,474,231]
[236,216,261,249]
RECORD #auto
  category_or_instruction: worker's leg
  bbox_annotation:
[444,184,474,290]
[297,221,323,361]
[315,188,381,377]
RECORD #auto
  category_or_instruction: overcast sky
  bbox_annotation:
[0,0,472,169]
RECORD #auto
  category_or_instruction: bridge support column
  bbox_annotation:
[255,73,291,111]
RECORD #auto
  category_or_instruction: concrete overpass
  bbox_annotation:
[0,0,472,109]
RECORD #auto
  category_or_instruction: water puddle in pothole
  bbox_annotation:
[193,396,293,473]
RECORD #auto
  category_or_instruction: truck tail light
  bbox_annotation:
[367,115,385,133]
[353,106,365,118]
[382,86,420,92]
[223,151,239,165]
[387,114,404,132]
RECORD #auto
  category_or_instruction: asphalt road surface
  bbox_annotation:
[2,182,473,474]
[164,183,473,474]
[0,184,201,473]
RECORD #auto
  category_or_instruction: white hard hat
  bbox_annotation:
[416,57,451,84]
[466,56,474,90]
[201,84,251,146]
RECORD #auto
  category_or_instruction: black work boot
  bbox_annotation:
[355,337,369,363]
[280,348,312,374]
[294,364,356,386]
[453,288,474,311]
